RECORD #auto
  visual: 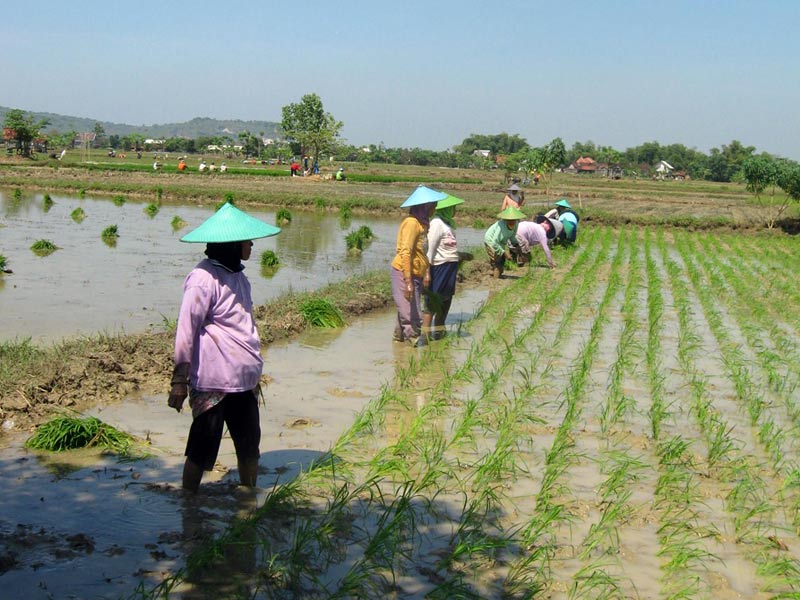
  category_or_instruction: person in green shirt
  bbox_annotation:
[484,206,525,279]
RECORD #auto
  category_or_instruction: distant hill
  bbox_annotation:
[0,106,281,139]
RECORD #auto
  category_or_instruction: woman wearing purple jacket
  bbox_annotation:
[168,202,280,493]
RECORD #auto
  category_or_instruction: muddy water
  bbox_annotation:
[0,190,486,342]
[0,290,488,599]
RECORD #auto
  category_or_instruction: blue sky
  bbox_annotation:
[3,1,799,159]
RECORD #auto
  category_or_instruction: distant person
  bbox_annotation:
[514,216,557,269]
[290,161,300,176]
[335,167,346,181]
[484,206,525,279]
[545,199,580,244]
[153,160,162,171]
[198,160,208,172]
[501,183,525,210]
[59,149,67,161]
[220,162,228,173]
[178,158,187,172]
[312,160,319,174]
[209,162,217,172]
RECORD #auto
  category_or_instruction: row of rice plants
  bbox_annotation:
[671,232,800,596]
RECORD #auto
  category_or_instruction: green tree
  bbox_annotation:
[281,93,343,163]
[454,132,528,157]
[707,140,755,182]
[3,109,50,157]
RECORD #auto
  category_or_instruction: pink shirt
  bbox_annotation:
[515,221,553,265]
[174,259,263,393]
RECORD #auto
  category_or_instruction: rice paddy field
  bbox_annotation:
[134,224,800,599]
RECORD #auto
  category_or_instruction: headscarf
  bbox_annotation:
[205,241,244,272]
[409,203,433,229]
[434,205,456,229]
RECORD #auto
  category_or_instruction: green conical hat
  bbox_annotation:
[436,193,465,209]
[181,202,281,243]
[400,185,448,208]
[555,199,572,209]
[496,206,526,220]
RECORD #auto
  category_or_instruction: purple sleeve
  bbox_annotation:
[174,276,213,366]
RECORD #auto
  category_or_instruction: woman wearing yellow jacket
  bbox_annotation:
[391,185,447,346]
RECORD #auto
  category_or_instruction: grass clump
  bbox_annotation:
[31,239,58,256]
[144,203,159,218]
[0,254,7,271]
[216,193,236,211]
[13,188,22,201]
[42,194,54,211]
[112,194,126,206]
[299,297,345,328]
[25,414,137,456]
[71,207,86,223]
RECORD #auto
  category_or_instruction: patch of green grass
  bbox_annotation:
[144,203,159,218]
[299,297,345,328]
[31,239,58,256]
[25,414,138,456]
[42,194,53,211]
[472,218,487,229]
[13,188,22,201]
[314,196,327,209]
[0,254,7,271]
[78,189,86,199]
[71,207,86,223]
[112,194,126,206]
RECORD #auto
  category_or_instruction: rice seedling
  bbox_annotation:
[30,239,58,256]
[155,186,163,202]
[13,188,22,200]
[42,193,53,210]
[144,203,159,218]
[79,188,86,198]
[339,203,352,220]
[71,207,86,223]
[299,297,345,328]
[314,196,327,209]
[0,254,7,272]
[25,413,140,457]
[112,194,126,206]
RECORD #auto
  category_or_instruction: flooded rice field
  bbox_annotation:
[0,291,488,600]
[0,189,486,342]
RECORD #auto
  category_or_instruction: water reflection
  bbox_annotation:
[0,190,486,342]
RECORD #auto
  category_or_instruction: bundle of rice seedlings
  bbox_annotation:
[299,297,345,328]
[144,203,159,218]
[261,250,280,268]
[171,215,187,231]
[276,208,292,224]
[71,207,86,223]
[31,239,58,256]
[101,225,119,240]
[25,414,136,455]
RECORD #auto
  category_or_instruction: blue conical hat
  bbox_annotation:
[181,202,281,243]
[400,185,448,208]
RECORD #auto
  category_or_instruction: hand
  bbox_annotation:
[504,250,513,261]
[403,280,413,301]
[168,383,188,412]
